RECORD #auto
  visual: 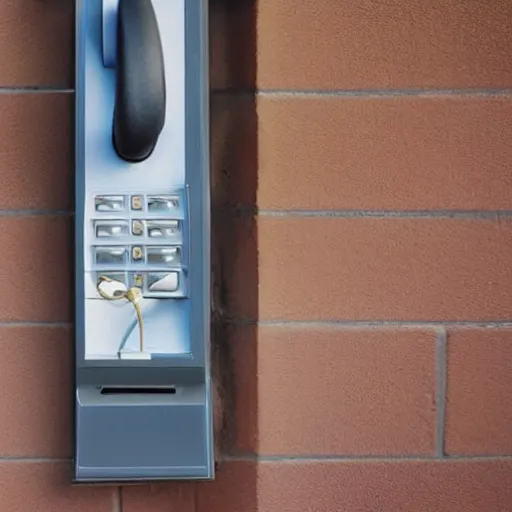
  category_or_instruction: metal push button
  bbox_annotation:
[94,195,126,212]
[95,221,129,238]
[147,272,179,292]
[94,246,128,265]
[147,220,180,238]
[147,195,180,213]
[147,246,181,265]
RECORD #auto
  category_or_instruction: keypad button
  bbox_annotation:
[95,221,129,238]
[147,220,180,238]
[147,272,179,292]
[147,246,181,265]
[94,195,126,212]
[94,246,128,265]
[147,195,180,213]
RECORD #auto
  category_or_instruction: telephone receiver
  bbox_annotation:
[111,0,166,163]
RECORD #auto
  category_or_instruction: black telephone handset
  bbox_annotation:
[113,0,166,163]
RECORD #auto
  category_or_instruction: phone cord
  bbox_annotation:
[96,276,144,353]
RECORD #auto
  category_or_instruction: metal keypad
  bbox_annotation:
[89,190,188,298]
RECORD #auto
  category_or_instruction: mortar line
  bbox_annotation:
[225,319,512,328]
[436,329,448,457]
[0,322,72,328]
[0,87,74,93]
[213,207,512,219]
[221,454,512,463]
[1,454,510,463]
[211,87,512,97]
[0,457,69,462]
[257,209,512,219]
[0,209,72,217]
[3,86,511,97]
[115,486,123,512]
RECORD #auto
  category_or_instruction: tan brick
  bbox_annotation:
[220,95,512,210]
[0,462,115,512]
[0,94,72,210]
[231,325,437,456]
[0,1,73,87]
[196,460,512,512]
[446,328,512,455]
[122,483,195,512]
[224,217,512,321]
[250,0,512,90]
[0,216,71,322]
[0,327,71,457]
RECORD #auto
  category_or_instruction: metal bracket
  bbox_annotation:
[102,0,118,67]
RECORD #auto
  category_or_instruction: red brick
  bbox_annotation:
[232,325,437,456]
[446,328,512,455]
[0,94,72,210]
[0,327,71,457]
[250,0,512,90]
[225,217,512,321]
[122,483,195,512]
[0,462,115,512]
[196,459,512,512]
[0,216,71,322]
[0,1,73,87]
[218,95,512,211]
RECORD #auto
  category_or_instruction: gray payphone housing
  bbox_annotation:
[74,0,213,482]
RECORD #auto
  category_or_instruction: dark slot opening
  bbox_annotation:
[100,386,176,395]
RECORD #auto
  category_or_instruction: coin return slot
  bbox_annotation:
[147,246,181,266]
[95,246,128,265]
[95,195,126,212]
[147,220,180,238]
[100,386,177,395]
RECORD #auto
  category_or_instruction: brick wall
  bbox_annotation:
[2,0,512,511]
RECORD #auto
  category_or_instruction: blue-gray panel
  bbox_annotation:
[75,387,209,480]
[74,0,214,483]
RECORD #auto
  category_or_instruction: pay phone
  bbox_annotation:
[74,0,213,482]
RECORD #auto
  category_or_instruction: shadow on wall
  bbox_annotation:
[206,0,259,510]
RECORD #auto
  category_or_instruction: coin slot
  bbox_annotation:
[100,386,176,395]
